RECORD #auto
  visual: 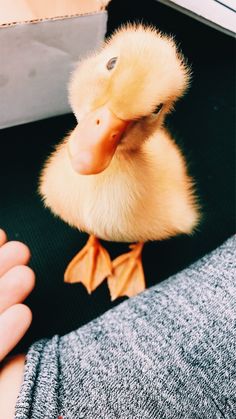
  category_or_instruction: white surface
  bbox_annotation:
[216,0,236,12]
[0,12,107,128]
[157,0,236,36]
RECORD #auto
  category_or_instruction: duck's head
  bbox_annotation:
[68,24,190,175]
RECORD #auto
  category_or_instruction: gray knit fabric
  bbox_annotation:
[15,236,236,419]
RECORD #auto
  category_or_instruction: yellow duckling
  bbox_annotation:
[39,24,200,300]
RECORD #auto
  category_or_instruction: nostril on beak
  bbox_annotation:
[96,119,100,125]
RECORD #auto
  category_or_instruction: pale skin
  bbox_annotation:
[0,229,35,418]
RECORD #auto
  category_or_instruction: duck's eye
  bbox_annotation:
[153,103,163,114]
[106,57,118,71]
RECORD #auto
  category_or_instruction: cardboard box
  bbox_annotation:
[0,1,108,128]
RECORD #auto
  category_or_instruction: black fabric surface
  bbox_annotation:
[0,0,235,352]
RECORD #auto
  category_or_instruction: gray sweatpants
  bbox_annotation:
[15,236,236,419]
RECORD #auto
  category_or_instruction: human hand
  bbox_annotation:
[0,229,35,361]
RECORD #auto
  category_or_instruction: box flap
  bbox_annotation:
[0,11,107,128]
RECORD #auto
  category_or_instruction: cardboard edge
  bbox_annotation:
[0,9,106,28]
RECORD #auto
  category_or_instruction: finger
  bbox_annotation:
[0,229,7,247]
[0,241,31,277]
[0,265,35,314]
[0,304,32,361]
[0,354,26,419]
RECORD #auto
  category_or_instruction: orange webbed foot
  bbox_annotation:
[64,235,112,294]
[108,242,146,301]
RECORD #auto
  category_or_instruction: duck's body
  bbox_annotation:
[40,24,200,299]
[41,128,198,243]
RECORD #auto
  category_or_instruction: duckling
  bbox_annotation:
[39,24,200,301]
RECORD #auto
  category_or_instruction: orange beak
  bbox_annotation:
[68,106,130,175]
